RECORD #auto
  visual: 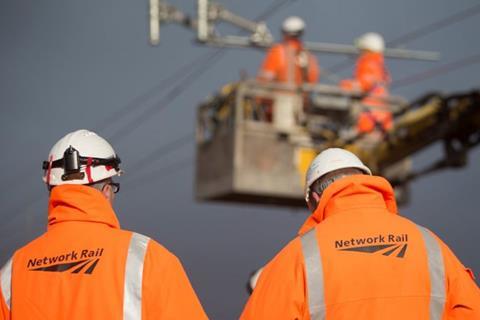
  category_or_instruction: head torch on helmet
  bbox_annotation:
[42,146,121,182]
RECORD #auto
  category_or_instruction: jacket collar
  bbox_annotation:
[360,51,384,61]
[48,184,120,230]
[298,175,398,235]
[283,38,303,51]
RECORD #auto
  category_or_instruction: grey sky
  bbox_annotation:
[1,0,479,318]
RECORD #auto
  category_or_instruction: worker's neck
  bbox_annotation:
[361,50,383,57]
[283,36,302,48]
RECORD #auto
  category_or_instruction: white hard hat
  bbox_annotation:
[282,16,305,36]
[355,32,385,53]
[43,129,122,186]
[304,148,371,202]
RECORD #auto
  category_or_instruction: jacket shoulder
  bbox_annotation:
[263,235,304,275]
[145,237,178,261]
[267,43,285,56]
[120,230,179,262]
[6,232,50,263]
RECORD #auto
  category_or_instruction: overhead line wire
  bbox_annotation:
[127,157,194,187]
[95,52,219,132]
[387,3,480,47]
[125,131,194,176]
[392,52,480,89]
[107,49,225,142]
[327,2,480,74]
[255,0,298,21]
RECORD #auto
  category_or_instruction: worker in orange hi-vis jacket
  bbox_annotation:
[0,129,208,320]
[258,16,319,86]
[257,16,319,127]
[340,32,392,134]
[241,148,480,320]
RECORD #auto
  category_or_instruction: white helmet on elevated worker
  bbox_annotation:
[356,32,385,53]
[282,16,305,37]
[304,148,371,205]
[42,129,122,187]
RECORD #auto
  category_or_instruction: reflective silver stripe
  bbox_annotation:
[0,257,12,310]
[301,228,325,320]
[123,232,150,320]
[417,225,446,320]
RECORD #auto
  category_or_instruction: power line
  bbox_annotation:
[107,49,225,142]
[95,52,218,132]
[392,53,480,89]
[327,2,480,74]
[127,156,193,187]
[125,131,194,176]
[387,3,480,47]
[255,0,298,21]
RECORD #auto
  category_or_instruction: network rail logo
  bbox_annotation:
[27,248,104,274]
[335,234,409,258]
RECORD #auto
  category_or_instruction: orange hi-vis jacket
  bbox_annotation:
[0,185,208,320]
[258,39,319,86]
[241,175,480,320]
[340,52,392,133]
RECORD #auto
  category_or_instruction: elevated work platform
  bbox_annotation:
[195,80,480,207]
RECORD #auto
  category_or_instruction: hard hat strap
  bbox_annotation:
[85,157,94,184]
[46,155,53,185]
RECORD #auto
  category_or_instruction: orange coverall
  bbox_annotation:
[340,52,392,133]
[258,38,319,85]
[241,175,480,319]
[0,185,208,320]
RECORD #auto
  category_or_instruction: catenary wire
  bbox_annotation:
[95,52,220,132]
[326,2,480,75]
[107,49,225,142]
[392,53,480,89]
[127,157,194,187]
[125,131,194,175]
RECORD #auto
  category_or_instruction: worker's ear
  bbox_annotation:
[307,192,322,212]
[101,183,115,204]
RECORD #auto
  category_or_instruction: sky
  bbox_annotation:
[1,0,479,318]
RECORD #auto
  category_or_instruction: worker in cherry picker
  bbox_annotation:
[257,16,319,124]
[258,16,319,86]
[340,32,392,134]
